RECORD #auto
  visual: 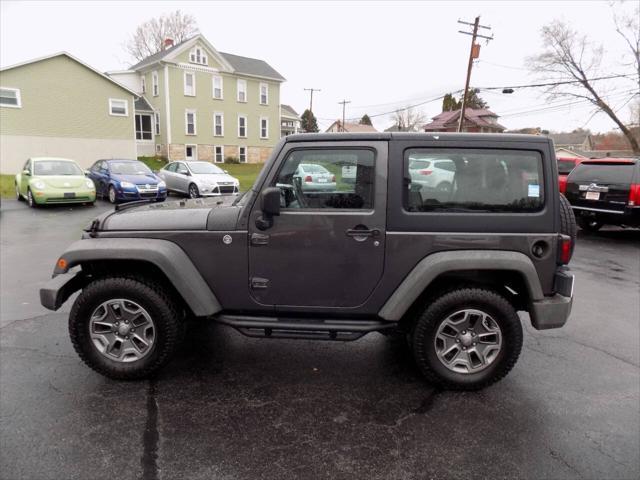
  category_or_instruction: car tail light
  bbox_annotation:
[304,175,313,183]
[419,169,433,175]
[557,234,572,265]
[559,176,567,194]
[331,175,336,182]
[628,184,640,206]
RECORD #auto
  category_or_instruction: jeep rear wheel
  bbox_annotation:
[69,277,182,380]
[410,288,522,390]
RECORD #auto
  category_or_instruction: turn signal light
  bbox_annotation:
[304,175,313,183]
[628,184,640,206]
[419,169,433,175]
[57,258,68,270]
[559,176,567,194]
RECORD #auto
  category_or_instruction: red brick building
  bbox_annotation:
[423,108,505,133]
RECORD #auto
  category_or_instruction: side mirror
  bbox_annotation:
[84,170,90,176]
[224,170,229,174]
[256,187,281,230]
[22,169,30,176]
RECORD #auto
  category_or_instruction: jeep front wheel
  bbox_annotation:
[69,277,182,380]
[410,288,523,390]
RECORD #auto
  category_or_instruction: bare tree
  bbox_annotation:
[125,11,199,62]
[392,106,426,132]
[528,6,640,153]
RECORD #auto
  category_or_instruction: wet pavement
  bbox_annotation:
[1,198,639,480]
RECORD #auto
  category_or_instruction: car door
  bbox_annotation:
[89,161,105,197]
[175,162,190,193]
[160,163,176,191]
[248,141,388,309]
[18,159,31,196]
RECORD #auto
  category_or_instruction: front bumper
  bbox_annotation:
[34,189,96,204]
[529,270,574,330]
[40,271,84,311]
[117,188,167,202]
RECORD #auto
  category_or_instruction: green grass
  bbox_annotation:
[1,174,15,198]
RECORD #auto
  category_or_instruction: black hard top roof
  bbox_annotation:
[283,132,551,143]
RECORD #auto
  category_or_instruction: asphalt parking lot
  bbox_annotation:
[1,198,639,480]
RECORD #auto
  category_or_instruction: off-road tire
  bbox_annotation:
[559,193,577,258]
[411,288,523,391]
[577,216,603,232]
[69,277,182,380]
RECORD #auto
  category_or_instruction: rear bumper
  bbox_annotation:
[529,270,574,330]
[573,205,640,226]
[39,271,84,311]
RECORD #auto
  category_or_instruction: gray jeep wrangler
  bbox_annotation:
[41,133,576,390]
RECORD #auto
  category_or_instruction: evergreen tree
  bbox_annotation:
[300,109,319,133]
[359,114,372,125]
[442,93,461,112]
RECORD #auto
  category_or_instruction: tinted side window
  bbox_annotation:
[404,149,544,213]
[273,149,375,209]
[165,163,176,172]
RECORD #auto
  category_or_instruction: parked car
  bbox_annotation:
[88,159,167,204]
[408,157,455,194]
[565,157,639,231]
[42,132,576,391]
[158,161,240,198]
[15,157,96,208]
[293,163,337,191]
[557,156,583,193]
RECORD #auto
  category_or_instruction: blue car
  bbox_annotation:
[88,159,167,204]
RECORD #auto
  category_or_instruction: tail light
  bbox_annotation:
[419,169,433,176]
[629,184,640,206]
[331,175,336,182]
[557,234,572,265]
[304,175,313,183]
[559,176,567,194]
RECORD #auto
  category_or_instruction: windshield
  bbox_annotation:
[188,162,225,174]
[409,159,432,170]
[33,160,82,176]
[301,164,330,174]
[569,163,635,184]
[109,161,152,175]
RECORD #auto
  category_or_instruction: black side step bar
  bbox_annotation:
[215,315,396,341]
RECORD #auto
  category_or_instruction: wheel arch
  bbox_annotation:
[379,250,544,323]
[53,238,221,317]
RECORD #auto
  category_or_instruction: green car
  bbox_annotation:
[15,157,96,207]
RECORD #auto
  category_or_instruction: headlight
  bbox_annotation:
[120,181,135,189]
[33,180,45,190]
[85,179,94,189]
[157,181,166,188]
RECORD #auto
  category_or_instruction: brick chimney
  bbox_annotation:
[163,38,174,50]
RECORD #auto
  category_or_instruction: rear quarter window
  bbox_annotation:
[557,158,578,175]
[404,148,544,213]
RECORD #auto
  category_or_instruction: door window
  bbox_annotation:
[165,162,177,173]
[273,149,375,209]
[177,162,189,175]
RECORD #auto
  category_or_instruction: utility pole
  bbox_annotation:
[457,16,493,132]
[304,88,321,113]
[338,100,351,132]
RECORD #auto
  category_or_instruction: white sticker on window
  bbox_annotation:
[528,184,540,198]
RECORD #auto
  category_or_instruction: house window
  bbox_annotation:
[213,75,223,99]
[185,109,197,135]
[214,112,224,136]
[154,112,160,135]
[215,146,224,163]
[237,79,247,102]
[152,71,159,96]
[109,98,128,116]
[0,87,21,108]
[238,115,247,137]
[260,83,268,105]
[141,76,146,94]
[260,117,269,139]
[184,72,196,96]
[135,114,153,140]
[239,146,247,163]
[185,145,197,161]
[189,46,208,65]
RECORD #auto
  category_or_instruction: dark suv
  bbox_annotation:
[565,158,640,231]
[40,133,576,390]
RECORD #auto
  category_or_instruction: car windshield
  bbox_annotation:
[188,162,224,174]
[33,160,82,176]
[109,161,152,175]
[409,159,432,170]
[301,164,329,174]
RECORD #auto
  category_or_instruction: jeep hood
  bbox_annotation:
[93,197,241,232]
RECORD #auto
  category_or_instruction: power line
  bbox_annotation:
[303,88,321,114]
[477,73,635,91]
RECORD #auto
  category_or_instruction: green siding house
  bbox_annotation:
[109,34,285,164]
[0,52,137,174]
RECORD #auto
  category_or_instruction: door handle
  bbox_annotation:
[250,233,270,246]
[345,228,381,238]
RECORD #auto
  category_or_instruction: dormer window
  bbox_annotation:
[189,46,208,66]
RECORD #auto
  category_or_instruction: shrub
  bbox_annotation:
[224,156,240,164]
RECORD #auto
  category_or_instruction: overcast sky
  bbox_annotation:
[2,0,638,133]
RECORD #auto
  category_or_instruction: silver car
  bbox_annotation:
[408,158,455,193]
[293,163,337,192]
[158,161,240,198]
